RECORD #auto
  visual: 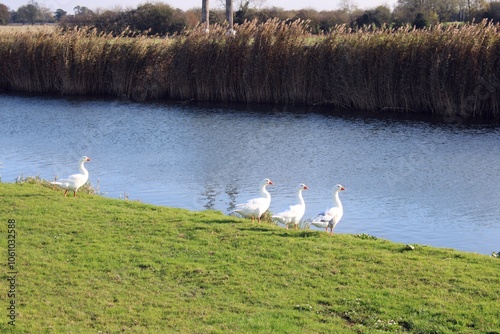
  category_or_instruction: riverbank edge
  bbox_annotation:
[1,181,499,333]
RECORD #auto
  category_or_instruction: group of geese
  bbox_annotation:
[234,178,346,235]
[51,157,346,235]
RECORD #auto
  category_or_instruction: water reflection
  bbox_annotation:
[200,183,240,213]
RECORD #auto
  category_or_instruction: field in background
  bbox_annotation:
[0,24,57,33]
[0,20,499,120]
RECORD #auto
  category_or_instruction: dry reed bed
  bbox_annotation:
[1,20,500,118]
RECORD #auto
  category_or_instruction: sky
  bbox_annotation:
[3,0,399,14]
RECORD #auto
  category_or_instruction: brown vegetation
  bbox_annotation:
[1,20,500,119]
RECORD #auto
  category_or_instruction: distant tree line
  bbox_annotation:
[1,0,500,35]
[1,0,54,25]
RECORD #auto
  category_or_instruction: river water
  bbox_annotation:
[1,94,499,255]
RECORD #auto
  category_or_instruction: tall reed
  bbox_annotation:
[1,21,499,119]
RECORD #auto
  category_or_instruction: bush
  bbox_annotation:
[0,3,9,25]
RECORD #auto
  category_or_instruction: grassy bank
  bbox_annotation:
[1,181,499,333]
[1,21,500,120]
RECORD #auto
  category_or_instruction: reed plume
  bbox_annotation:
[1,21,499,119]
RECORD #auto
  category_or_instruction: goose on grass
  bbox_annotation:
[234,178,274,223]
[272,183,309,230]
[311,184,345,235]
[51,156,91,197]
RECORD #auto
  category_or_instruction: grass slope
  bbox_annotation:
[1,182,499,333]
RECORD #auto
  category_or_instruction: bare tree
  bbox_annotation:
[202,0,209,30]
[226,0,234,31]
[464,0,489,19]
[338,0,358,15]
[217,0,267,10]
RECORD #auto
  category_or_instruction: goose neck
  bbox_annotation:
[260,185,270,199]
[297,189,305,206]
[333,190,342,209]
[79,161,89,176]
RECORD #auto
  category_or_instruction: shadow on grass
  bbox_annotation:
[194,211,241,224]
[237,227,275,233]
[197,219,241,225]
[215,219,241,224]
[189,226,209,230]
[277,231,320,238]
[5,193,49,198]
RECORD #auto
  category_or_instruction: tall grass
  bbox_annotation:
[1,21,500,119]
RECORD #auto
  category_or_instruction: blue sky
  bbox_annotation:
[3,0,398,13]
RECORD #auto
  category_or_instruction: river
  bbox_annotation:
[1,93,499,255]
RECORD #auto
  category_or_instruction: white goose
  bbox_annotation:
[272,183,309,230]
[234,178,274,223]
[311,184,346,235]
[51,156,91,197]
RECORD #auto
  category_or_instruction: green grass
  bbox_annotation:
[1,182,500,333]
